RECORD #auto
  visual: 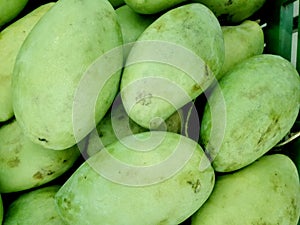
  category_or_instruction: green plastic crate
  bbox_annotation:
[260,0,300,71]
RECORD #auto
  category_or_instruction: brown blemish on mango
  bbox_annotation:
[7,157,20,167]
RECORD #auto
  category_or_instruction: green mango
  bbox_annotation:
[191,154,300,225]
[55,131,215,225]
[192,0,266,24]
[0,119,80,193]
[4,185,65,225]
[12,0,123,150]
[120,3,224,129]
[0,0,28,27]
[0,3,54,122]
[116,4,156,58]
[200,54,300,172]
[218,20,264,79]
[123,0,188,14]
[85,99,183,157]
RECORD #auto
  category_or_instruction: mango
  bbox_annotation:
[116,4,156,58]
[12,0,123,150]
[191,154,300,225]
[192,0,266,24]
[123,0,187,14]
[85,98,183,157]
[4,185,65,225]
[120,3,224,129]
[0,3,54,122]
[0,119,80,193]
[200,54,300,172]
[218,20,264,78]
[0,0,28,27]
[55,131,215,225]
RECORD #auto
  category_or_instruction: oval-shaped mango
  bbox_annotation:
[120,3,224,129]
[55,131,215,225]
[0,3,54,122]
[4,185,65,225]
[0,119,80,193]
[12,0,123,150]
[191,154,300,225]
[218,20,264,78]
[192,0,266,24]
[200,54,300,172]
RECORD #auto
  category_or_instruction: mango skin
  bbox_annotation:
[124,0,188,14]
[218,20,264,78]
[0,0,28,27]
[0,3,54,122]
[4,185,65,225]
[200,54,300,172]
[191,154,300,225]
[0,119,80,193]
[121,3,224,129]
[55,131,215,225]
[192,0,266,24]
[12,0,123,150]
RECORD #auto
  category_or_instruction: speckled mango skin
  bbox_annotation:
[0,3,54,122]
[4,185,65,225]
[0,0,28,27]
[12,0,123,150]
[121,3,224,129]
[123,0,187,14]
[200,54,300,172]
[192,0,266,24]
[55,131,215,225]
[0,120,80,193]
[191,154,300,225]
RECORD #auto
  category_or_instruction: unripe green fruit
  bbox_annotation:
[200,54,300,172]
[191,154,300,225]
[55,131,215,225]
[0,3,54,122]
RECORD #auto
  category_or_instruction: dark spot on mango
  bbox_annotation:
[7,157,20,167]
[38,137,48,143]
[187,179,201,193]
[33,171,43,179]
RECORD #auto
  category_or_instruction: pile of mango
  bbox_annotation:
[0,0,299,224]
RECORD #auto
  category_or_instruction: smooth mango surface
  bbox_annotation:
[121,3,224,129]
[200,54,300,172]
[0,3,54,122]
[191,154,300,225]
[55,131,215,225]
[12,0,123,150]
[4,185,65,225]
